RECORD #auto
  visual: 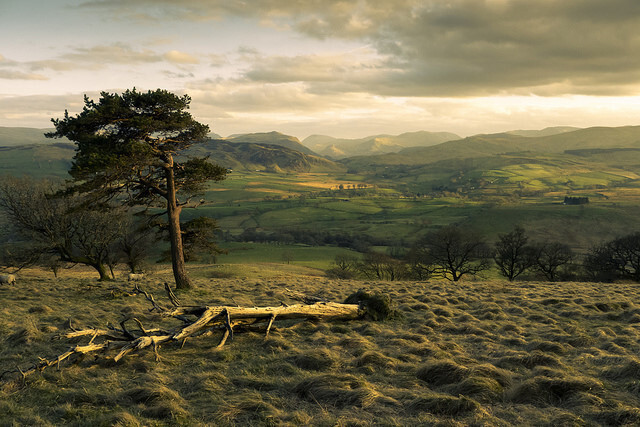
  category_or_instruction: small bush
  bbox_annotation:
[344,289,397,321]
[326,267,359,279]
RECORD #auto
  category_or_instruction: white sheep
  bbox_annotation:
[127,273,145,281]
[0,274,16,285]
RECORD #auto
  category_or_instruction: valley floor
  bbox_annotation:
[1,266,640,425]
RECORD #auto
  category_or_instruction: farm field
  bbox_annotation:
[2,266,640,425]
[196,169,640,255]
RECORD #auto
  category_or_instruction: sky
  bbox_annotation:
[1,0,640,139]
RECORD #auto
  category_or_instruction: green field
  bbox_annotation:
[194,165,640,257]
[219,243,360,270]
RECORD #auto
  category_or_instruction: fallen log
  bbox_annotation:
[1,286,369,383]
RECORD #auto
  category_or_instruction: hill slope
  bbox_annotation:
[506,126,581,137]
[0,126,70,146]
[343,126,640,169]
[0,143,75,178]
[185,139,344,173]
[0,132,344,178]
[303,131,460,159]
[226,131,317,156]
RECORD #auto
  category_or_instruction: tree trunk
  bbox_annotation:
[164,158,191,290]
[7,300,366,380]
[94,262,111,281]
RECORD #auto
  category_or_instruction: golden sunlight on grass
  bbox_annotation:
[2,269,640,425]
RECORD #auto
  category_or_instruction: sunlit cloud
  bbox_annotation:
[2,0,639,137]
[164,50,199,64]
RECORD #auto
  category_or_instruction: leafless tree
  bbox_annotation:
[0,176,127,280]
[417,225,492,281]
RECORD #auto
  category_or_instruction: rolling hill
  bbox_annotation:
[0,143,75,178]
[505,126,581,137]
[303,131,460,159]
[0,126,70,146]
[184,139,344,173]
[0,132,343,178]
[342,126,640,170]
[226,131,317,156]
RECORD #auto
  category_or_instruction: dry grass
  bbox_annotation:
[2,266,640,425]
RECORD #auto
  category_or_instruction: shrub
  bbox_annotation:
[344,289,398,321]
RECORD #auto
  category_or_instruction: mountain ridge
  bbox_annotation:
[303,131,461,159]
[342,125,640,169]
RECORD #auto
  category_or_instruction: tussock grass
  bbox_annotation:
[416,360,469,386]
[2,270,640,425]
[507,376,603,406]
[497,350,563,369]
[294,374,381,408]
[406,393,481,415]
[289,349,338,371]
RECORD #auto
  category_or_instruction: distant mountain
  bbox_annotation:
[184,139,344,173]
[0,127,343,177]
[303,131,460,159]
[506,126,581,138]
[0,126,70,146]
[342,125,640,170]
[226,131,317,156]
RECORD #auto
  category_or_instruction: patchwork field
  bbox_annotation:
[2,266,640,425]
[196,169,640,254]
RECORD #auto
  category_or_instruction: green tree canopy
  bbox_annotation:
[46,88,227,289]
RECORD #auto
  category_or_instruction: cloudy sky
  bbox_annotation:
[2,0,640,139]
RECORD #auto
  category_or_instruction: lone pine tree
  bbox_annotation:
[46,88,226,289]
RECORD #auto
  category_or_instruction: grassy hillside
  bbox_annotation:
[185,140,344,173]
[343,126,640,169]
[2,268,640,425]
[304,131,461,159]
[506,126,581,137]
[0,143,74,179]
[226,131,317,156]
[0,126,70,146]
[0,138,344,178]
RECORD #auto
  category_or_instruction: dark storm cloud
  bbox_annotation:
[78,0,640,96]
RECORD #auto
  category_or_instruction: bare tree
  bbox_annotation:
[326,254,360,279]
[418,226,492,281]
[0,176,127,280]
[405,245,436,280]
[533,242,574,282]
[494,226,536,281]
[358,251,407,280]
[584,233,640,282]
